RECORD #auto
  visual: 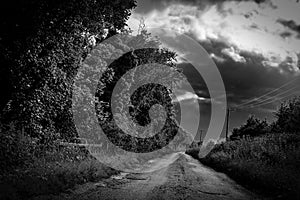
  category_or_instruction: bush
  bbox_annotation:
[0,120,118,199]
[0,122,35,173]
[0,144,118,200]
[230,115,269,140]
[274,96,300,133]
[201,133,300,199]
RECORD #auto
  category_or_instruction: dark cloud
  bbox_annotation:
[277,19,300,36]
[279,31,293,38]
[176,39,300,133]
[199,40,299,104]
[135,0,267,13]
[132,0,300,134]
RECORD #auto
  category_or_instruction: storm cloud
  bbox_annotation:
[127,0,300,133]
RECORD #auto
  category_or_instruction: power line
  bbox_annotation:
[235,81,297,108]
[239,86,299,109]
[240,86,299,109]
[241,92,299,109]
[237,78,298,107]
[235,77,299,108]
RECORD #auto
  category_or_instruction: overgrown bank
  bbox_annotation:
[191,97,300,199]
[199,133,300,199]
[0,1,137,199]
[0,142,118,200]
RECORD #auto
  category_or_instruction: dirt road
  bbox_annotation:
[34,153,261,200]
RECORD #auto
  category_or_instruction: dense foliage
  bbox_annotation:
[230,115,269,140]
[274,96,300,133]
[0,1,141,198]
[0,0,184,190]
[0,0,140,189]
[229,96,300,140]
[201,132,300,198]
[0,0,137,144]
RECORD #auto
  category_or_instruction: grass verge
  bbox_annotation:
[193,133,300,199]
[0,145,118,200]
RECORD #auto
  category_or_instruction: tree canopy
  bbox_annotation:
[230,115,269,140]
[0,0,137,143]
[274,96,300,133]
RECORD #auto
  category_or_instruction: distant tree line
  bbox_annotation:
[230,96,300,140]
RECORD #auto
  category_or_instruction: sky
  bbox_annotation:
[127,0,300,139]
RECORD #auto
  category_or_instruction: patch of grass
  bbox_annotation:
[199,133,300,199]
[0,145,118,200]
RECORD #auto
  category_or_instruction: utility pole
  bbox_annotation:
[225,108,231,141]
[199,129,203,142]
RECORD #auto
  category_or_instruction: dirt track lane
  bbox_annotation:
[33,153,261,200]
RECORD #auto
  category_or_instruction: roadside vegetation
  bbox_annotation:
[2,1,299,199]
[0,133,118,200]
[0,0,182,199]
[194,96,300,199]
[0,0,137,199]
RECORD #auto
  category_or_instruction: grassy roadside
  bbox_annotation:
[0,145,118,200]
[187,133,300,199]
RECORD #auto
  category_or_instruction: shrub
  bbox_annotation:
[274,96,300,133]
[0,143,118,199]
[201,133,300,198]
[0,122,35,173]
[230,115,269,140]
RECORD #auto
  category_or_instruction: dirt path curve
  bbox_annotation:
[33,153,262,200]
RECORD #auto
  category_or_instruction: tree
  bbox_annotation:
[72,26,190,154]
[0,0,137,143]
[230,115,269,140]
[274,96,300,133]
